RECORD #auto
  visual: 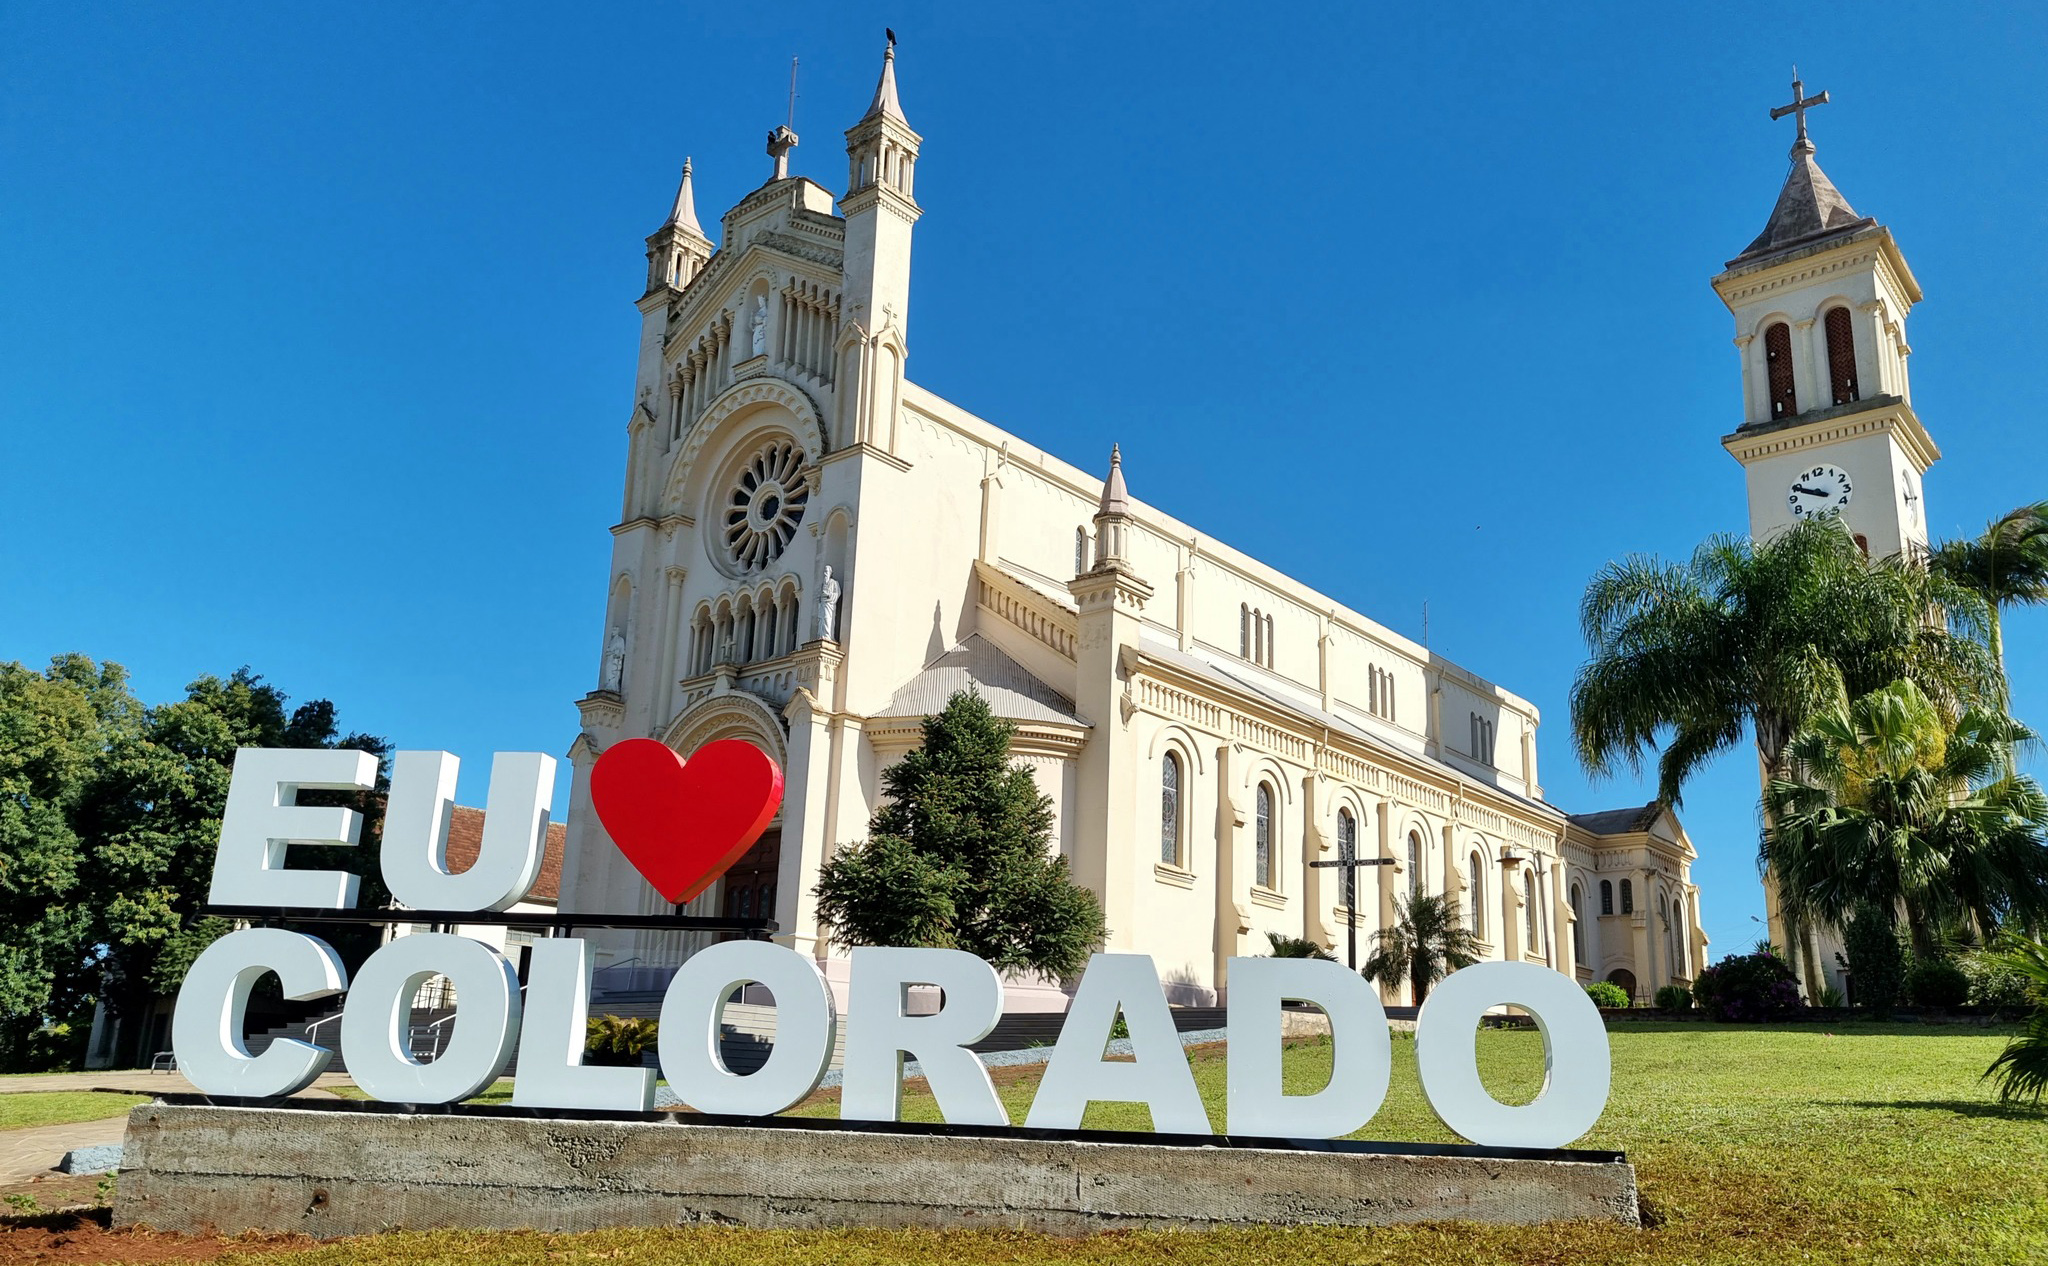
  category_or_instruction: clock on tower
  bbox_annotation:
[1713,75,1939,560]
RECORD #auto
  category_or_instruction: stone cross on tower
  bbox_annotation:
[1769,69,1830,154]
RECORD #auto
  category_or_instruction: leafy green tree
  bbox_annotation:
[1763,680,2048,959]
[76,669,390,1063]
[1984,936,2048,1103]
[1,657,386,1069]
[1571,519,1998,993]
[814,690,1104,980]
[0,655,143,1066]
[1931,501,2048,693]
[1261,932,1336,961]
[1359,892,1481,1005]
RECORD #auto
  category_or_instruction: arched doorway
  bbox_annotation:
[1606,968,1637,1001]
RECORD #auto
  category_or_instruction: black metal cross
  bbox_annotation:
[1770,68,1830,147]
[1309,855,1396,969]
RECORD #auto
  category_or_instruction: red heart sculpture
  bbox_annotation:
[589,737,784,904]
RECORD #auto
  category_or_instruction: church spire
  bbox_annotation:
[665,158,703,235]
[1728,71,1873,267]
[644,156,713,295]
[864,29,908,125]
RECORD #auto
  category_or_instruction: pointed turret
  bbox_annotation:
[1091,445,1133,568]
[864,30,908,124]
[645,157,714,294]
[666,158,705,235]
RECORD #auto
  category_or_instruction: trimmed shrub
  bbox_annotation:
[585,1015,659,1067]
[1692,951,1802,1022]
[1904,955,1971,1009]
[1585,981,1630,1009]
[1842,908,1905,1016]
[1962,949,2045,1011]
[1654,984,1692,1011]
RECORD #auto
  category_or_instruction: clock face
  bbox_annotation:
[1900,469,1923,530]
[1787,464,1853,519]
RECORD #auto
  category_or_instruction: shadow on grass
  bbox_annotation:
[1835,1096,2048,1121]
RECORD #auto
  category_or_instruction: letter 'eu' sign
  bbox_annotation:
[174,742,1612,1150]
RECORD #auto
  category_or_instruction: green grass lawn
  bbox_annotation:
[266,1022,2047,1266]
[0,1090,150,1130]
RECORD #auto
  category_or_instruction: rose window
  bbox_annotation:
[722,440,810,571]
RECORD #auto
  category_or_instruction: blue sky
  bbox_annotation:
[5,3,2044,963]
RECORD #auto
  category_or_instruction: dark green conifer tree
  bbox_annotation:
[814,690,1104,979]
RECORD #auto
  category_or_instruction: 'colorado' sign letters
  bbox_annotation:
[174,745,1612,1150]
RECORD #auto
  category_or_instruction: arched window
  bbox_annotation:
[1468,850,1486,938]
[1570,884,1586,962]
[1524,870,1538,951]
[1254,783,1274,888]
[1160,752,1183,866]
[1407,831,1423,895]
[1336,809,1358,909]
[1076,526,1089,574]
[1240,604,1251,658]
[1825,306,1860,405]
[1620,878,1635,914]
[1263,614,1276,667]
[1668,899,1684,976]
[1600,879,1614,916]
[1764,321,1797,418]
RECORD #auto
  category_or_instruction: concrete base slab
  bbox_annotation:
[115,1102,1639,1237]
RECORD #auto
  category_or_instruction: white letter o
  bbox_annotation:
[1413,961,1610,1149]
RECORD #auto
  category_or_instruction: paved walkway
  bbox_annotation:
[0,1073,354,1184]
[0,1070,354,1096]
[0,1116,128,1185]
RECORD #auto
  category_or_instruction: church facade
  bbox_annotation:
[554,40,1707,1007]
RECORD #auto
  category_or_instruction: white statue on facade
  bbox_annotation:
[817,565,841,641]
[750,295,768,357]
[600,630,626,693]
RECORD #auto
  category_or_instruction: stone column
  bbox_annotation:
[1212,744,1246,994]
[776,687,836,963]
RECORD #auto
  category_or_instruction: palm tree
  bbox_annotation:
[1262,931,1336,960]
[1984,936,2048,1104]
[1572,519,1997,994]
[1931,502,2048,694]
[1360,892,1482,1005]
[1762,680,2048,956]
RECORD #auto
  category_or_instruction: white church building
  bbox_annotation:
[554,39,1708,1007]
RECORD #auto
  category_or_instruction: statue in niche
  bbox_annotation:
[600,629,627,693]
[817,565,842,641]
[750,295,769,357]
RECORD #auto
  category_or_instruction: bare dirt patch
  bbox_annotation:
[0,1210,317,1263]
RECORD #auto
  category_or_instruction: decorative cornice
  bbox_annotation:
[1121,646,1566,851]
[611,513,695,538]
[1721,397,1940,472]
[575,691,625,733]
[863,714,1089,761]
[816,442,912,472]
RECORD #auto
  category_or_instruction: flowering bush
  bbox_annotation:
[1692,951,1803,1022]
[1585,980,1630,1009]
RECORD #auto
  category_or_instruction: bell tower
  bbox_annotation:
[1713,74,1937,560]
[837,33,922,453]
